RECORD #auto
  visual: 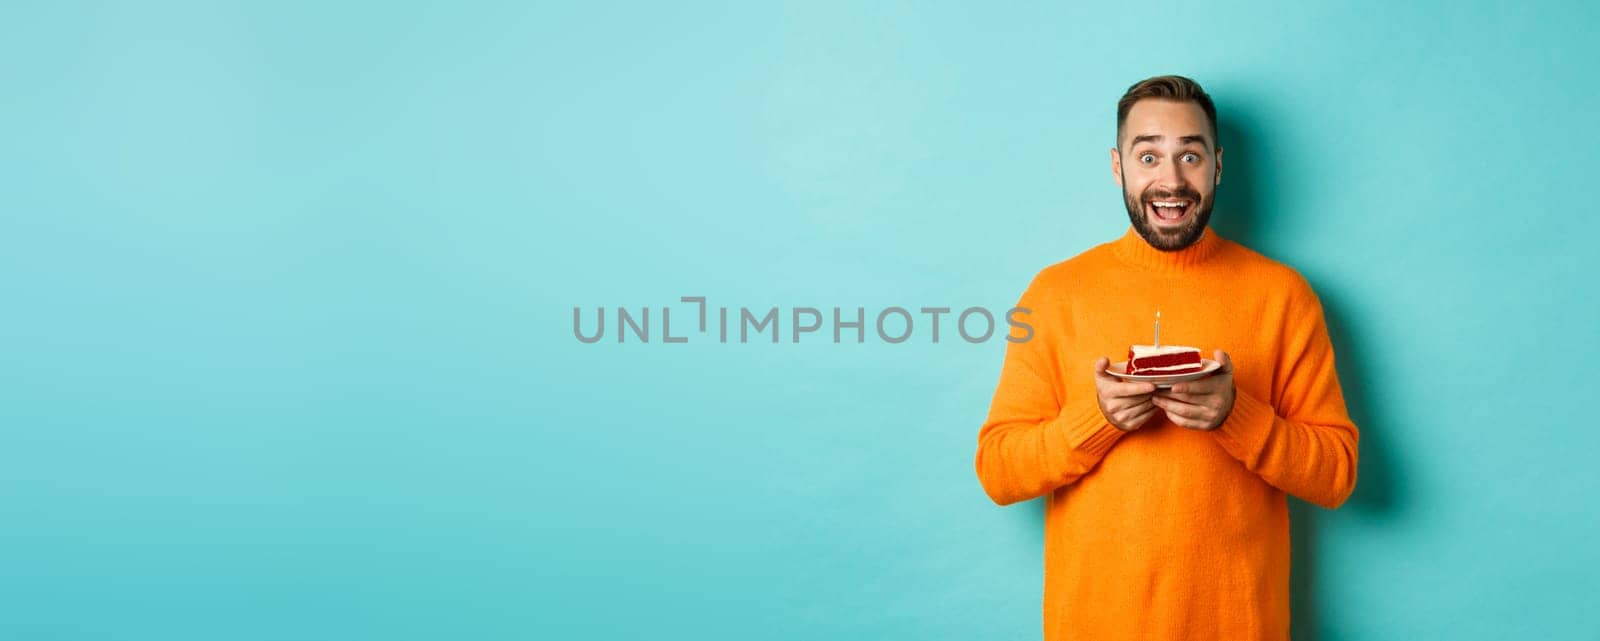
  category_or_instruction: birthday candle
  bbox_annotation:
[1154,310,1161,346]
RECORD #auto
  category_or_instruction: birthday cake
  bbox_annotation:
[1127,344,1203,375]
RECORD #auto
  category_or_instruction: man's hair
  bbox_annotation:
[1116,75,1218,150]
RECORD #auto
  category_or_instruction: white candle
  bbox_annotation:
[1154,310,1161,346]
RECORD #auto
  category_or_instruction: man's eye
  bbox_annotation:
[1182,153,1199,163]
[1140,154,1155,164]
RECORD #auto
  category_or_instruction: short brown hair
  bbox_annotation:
[1116,75,1218,150]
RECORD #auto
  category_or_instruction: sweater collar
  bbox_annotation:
[1110,224,1226,274]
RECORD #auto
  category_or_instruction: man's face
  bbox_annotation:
[1111,99,1223,251]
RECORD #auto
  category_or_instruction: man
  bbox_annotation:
[973,75,1359,641]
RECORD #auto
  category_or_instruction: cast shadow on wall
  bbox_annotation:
[1020,104,1402,641]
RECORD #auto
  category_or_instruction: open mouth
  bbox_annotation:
[1146,199,1194,225]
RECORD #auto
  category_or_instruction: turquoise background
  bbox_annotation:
[3,1,1595,639]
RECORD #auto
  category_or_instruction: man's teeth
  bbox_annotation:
[1151,201,1189,220]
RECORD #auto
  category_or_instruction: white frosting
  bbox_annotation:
[1131,362,1205,374]
[1129,344,1200,358]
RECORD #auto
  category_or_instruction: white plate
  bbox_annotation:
[1106,358,1222,388]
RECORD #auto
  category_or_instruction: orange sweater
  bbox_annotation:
[975,226,1359,641]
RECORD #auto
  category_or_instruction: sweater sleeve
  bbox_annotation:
[974,274,1129,506]
[1211,281,1360,509]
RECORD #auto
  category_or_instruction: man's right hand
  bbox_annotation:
[1093,357,1160,432]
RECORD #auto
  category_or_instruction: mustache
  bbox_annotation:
[1142,189,1202,202]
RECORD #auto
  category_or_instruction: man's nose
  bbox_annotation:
[1157,159,1188,190]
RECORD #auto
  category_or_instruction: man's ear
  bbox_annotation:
[1214,146,1224,186]
[1110,147,1123,187]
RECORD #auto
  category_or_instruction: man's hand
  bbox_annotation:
[1151,349,1236,431]
[1093,357,1159,432]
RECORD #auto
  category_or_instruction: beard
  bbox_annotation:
[1122,176,1215,251]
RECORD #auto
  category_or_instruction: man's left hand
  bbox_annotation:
[1151,349,1236,431]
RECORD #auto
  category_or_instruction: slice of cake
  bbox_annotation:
[1127,344,1203,375]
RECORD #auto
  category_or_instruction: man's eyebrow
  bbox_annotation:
[1128,134,1211,148]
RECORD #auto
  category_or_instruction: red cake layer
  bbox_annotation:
[1127,349,1202,375]
[1133,362,1203,375]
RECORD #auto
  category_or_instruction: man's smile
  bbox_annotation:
[1145,198,1195,226]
